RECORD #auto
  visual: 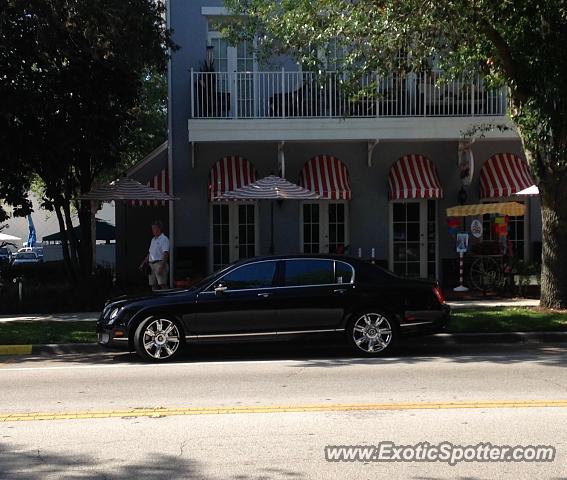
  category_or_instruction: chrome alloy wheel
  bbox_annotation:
[142,318,180,360]
[352,313,393,353]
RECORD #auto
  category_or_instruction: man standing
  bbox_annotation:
[139,220,169,289]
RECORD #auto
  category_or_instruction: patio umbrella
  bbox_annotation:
[79,177,175,202]
[0,233,21,242]
[79,177,177,273]
[221,175,319,254]
[517,185,539,196]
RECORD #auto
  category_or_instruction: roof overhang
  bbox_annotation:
[188,116,518,143]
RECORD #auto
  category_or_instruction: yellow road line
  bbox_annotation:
[1,400,567,423]
[0,345,32,356]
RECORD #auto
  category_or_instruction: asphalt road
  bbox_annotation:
[1,340,566,479]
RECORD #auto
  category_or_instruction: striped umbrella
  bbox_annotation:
[79,177,175,202]
[220,175,319,201]
[79,177,176,273]
[221,175,319,254]
[0,233,21,242]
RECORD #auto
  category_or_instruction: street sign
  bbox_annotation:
[470,219,483,239]
[456,233,469,253]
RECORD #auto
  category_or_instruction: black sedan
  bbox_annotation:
[97,255,450,361]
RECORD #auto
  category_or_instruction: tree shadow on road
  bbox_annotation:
[2,338,567,369]
[0,442,306,480]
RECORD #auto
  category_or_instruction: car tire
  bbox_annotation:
[134,316,184,362]
[347,311,398,356]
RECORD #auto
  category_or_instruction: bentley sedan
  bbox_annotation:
[97,255,450,361]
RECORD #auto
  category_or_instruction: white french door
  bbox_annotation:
[208,32,256,117]
[390,199,438,279]
[210,203,258,272]
[300,202,350,254]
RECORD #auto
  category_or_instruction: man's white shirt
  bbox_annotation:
[149,233,169,262]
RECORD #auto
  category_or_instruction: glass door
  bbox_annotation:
[208,31,256,118]
[211,203,258,272]
[302,203,321,253]
[391,200,437,279]
[211,203,230,272]
[235,40,255,117]
[237,204,256,260]
[301,202,349,254]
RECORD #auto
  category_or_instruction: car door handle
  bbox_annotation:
[257,292,272,298]
[333,288,348,294]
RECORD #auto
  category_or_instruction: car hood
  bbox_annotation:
[104,288,199,311]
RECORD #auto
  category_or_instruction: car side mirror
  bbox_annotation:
[214,284,227,296]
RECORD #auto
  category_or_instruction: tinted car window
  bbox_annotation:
[335,261,354,284]
[284,259,334,286]
[219,261,276,290]
[356,261,397,283]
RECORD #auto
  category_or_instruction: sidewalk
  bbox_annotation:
[447,299,539,309]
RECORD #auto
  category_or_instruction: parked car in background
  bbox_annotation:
[98,255,450,362]
[18,246,44,259]
[0,247,11,265]
[11,252,42,266]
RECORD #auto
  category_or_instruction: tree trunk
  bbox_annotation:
[53,202,77,282]
[77,201,93,277]
[539,170,567,309]
[62,200,80,269]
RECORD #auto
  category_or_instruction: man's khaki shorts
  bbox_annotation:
[149,261,169,287]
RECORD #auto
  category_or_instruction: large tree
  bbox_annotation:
[226,0,567,308]
[118,69,167,171]
[0,0,170,279]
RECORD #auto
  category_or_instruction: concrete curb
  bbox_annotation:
[0,343,102,356]
[1,331,567,357]
[0,345,33,356]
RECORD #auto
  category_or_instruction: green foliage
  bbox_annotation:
[225,0,567,175]
[118,69,167,171]
[0,0,171,276]
[0,321,97,344]
[450,307,567,333]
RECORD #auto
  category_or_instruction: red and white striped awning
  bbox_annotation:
[479,153,536,198]
[130,168,170,206]
[209,155,257,201]
[298,155,352,200]
[388,154,443,200]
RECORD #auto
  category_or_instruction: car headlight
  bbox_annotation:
[108,307,124,325]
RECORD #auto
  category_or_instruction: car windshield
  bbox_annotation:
[18,253,36,259]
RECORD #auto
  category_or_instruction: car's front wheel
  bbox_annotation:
[134,317,184,362]
[347,311,397,356]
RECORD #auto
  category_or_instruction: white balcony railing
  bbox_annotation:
[190,69,508,120]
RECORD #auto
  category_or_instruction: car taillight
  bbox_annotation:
[432,286,445,305]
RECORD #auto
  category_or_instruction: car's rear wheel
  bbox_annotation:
[347,312,397,356]
[134,317,184,362]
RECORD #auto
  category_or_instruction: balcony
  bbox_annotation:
[191,70,507,119]
[188,70,514,142]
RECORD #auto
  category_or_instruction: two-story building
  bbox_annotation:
[118,0,541,287]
